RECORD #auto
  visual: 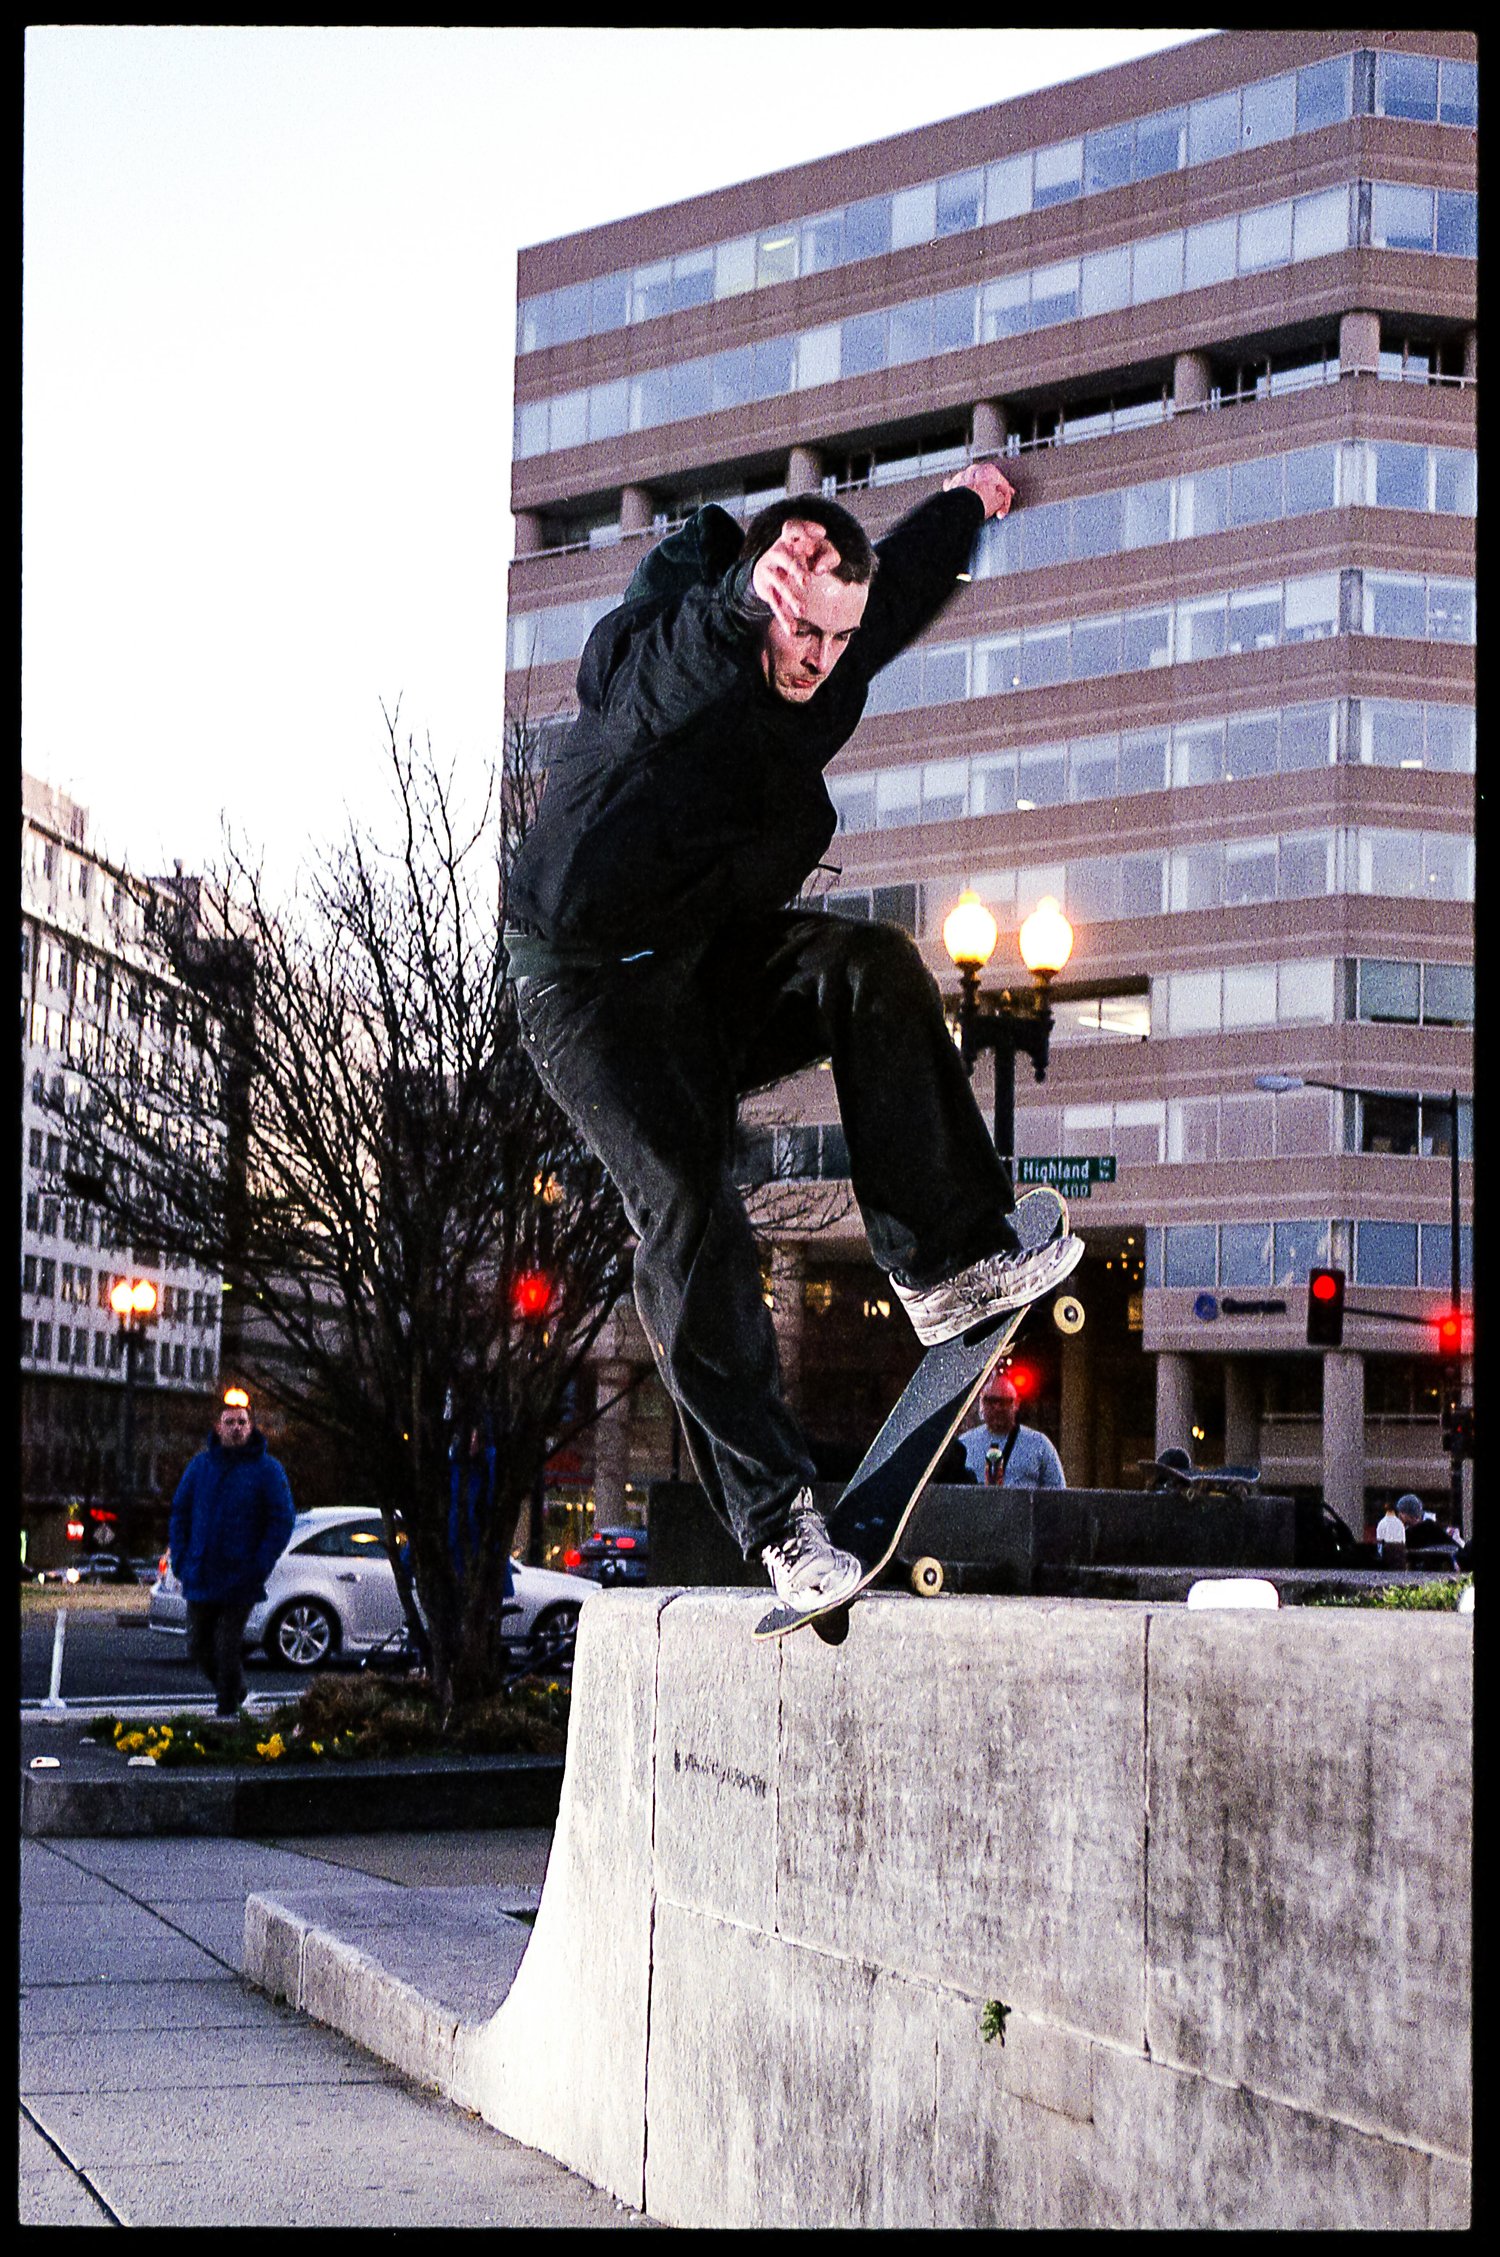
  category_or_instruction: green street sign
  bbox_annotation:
[1016,1155,1117,1199]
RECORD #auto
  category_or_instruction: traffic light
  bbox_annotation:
[1434,1309,1464,1359]
[1441,1402,1475,1460]
[1306,1265,1345,1347]
[511,1269,556,1323]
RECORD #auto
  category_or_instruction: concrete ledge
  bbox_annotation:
[242,1589,1472,2230]
[21,1748,564,1838]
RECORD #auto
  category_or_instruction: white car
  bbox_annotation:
[148,1506,587,1672]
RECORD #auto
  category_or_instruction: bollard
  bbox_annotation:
[41,1606,68,1711]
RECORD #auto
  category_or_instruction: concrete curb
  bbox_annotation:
[20,1750,565,1838]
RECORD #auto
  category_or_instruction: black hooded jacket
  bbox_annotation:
[504,486,987,967]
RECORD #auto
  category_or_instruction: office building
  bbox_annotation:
[507,30,1474,1535]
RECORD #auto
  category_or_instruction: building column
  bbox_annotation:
[1321,1350,1366,1533]
[620,485,655,536]
[1058,1327,1092,1488]
[1463,328,1478,383]
[592,1360,634,1524]
[1223,1360,1260,1469]
[787,444,824,494]
[1155,1353,1194,1460]
[1172,350,1212,409]
[1339,309,1382,375]
[512,510,545,558]
[971,400,1009,455]
[769,1243,805,1417]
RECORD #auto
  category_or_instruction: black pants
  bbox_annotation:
[186,1595,257,1712]
[515,912,1017,1558]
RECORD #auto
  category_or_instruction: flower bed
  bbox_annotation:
[98,1672,571,1768]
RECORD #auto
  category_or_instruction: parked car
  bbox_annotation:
[61,1554,159,1587]
[562,1526,650,1586]
[148,1506,587,1672]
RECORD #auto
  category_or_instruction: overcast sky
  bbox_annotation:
[23,25,1212,883]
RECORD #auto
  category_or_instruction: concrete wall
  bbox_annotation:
[466,1589,1470,2230]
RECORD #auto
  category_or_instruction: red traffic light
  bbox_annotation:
[1310,1272,1338,1303]
[511,1269,555,1323]
[1306,1265,1346,1347]
[1435,1309,1464,1357]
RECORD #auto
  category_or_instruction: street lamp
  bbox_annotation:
[1254,1071,1468,1531]
[942,891,1074,1170]
[109,1277,159,1532]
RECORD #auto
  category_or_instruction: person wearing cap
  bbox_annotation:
[1398,1493,1460,1565]
[168,1392,296,1715]
[958,1372,1066,1489]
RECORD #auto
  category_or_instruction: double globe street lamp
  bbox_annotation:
[109,1277,159,1528]
[941,891,1076,1171]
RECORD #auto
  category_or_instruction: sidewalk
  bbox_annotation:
[20,1818,660,2227]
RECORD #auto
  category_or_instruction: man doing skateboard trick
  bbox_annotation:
[505,462,1082,1617]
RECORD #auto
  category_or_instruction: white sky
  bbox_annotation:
[23,24,1213,883]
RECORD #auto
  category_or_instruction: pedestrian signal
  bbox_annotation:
[1306,1266,1345,1347]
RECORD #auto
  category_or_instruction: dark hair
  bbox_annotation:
[738,494,877,586]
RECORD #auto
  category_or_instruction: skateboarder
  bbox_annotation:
[505,465,1082,1615]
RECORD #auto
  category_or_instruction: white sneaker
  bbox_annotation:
[892,1187,1084,1347]
[760,1490,863,1613]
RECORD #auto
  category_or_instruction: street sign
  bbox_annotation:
[1015,1155,1117,1199]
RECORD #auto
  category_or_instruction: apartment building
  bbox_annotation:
[506,30,1475,1535]
[20,774,224,1561]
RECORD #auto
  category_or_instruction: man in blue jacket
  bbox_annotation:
[169,1391,297,1714]
[505,467,1081,1617]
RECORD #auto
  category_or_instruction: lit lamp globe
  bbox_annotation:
[1019,895,1074,983]
[109,1281,134,1319]
[942,891,1000,971]
[130,1281,158,1317]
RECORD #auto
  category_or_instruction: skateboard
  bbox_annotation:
[754,1187,1075,1644]
[1138,1452,1261,1502]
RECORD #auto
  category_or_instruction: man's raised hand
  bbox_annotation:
[752,518,843,630]
[943,460,1016,520]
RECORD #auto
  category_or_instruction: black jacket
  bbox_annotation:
[505,487,986,965]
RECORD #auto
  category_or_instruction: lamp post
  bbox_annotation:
[1255,1072,1468,1534]
[942,892,1075,1171]
[109,1278,159,1532]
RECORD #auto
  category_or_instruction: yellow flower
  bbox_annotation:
[255,1733,286,1761]
[120,1731,144,1752]
[311,1741,324,1755]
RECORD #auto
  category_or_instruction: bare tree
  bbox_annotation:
[53,710,634,1709]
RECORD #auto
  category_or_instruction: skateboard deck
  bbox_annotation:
[754,1187,1073,1643]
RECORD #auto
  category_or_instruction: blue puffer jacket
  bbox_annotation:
[168,1430,297,1604]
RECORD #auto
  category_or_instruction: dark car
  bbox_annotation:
[562,1526,650,1586]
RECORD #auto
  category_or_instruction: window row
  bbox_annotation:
[18,1321,218,1380]
[1146,1219,1472,1292]
[976,439,1475,578]
[1153,956,1473,1039]
[828,697,1473,838]
[520,51,1475,351]
[814,824,1475,935]
[514,181,1475,459]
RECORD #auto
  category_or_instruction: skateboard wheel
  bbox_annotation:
[1053,1294,1085,1335]
[911,1556,946,1597]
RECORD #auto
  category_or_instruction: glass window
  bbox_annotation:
[1277,957,1336,1022]
[1273,1219,1330,1286]
[1293,185,1352,262]
[1426,579,1474,643]
[1363,573,1426,639]
[1378,50,1439,121]
[1131,232,1183,304]
[1222,963,1277,1027]
[1118,731,1168,795]
[1422,962,1474,1026]
[1180,596,1227,663]
[1071,737,1116,800]
[974,637,1022,697]
[1164,1225,1217,1286]
[671,250,715,312]
[1121,607,1171,671]
[549,280,592,345]
[1420,1223,1473,1292]
[755,229,799,288]
[981,272,1030,341]
[548,389,589,450]
[1238,200,1294,271]
[1280,703,1336,771]
[865,649,920,714]
[922,644,970,704]
[1356,1222,1418,1288]
[1440,58,1478,128]
[1297,54,1352,132]
[1070,617,1122,680]
[1122,481,1171,550]
[1224,840,1278,905]
[1030,260,1079,327]
[1221,1223,1274,1286]
[932,288,977,354]
[1020,502,1068,570]
[1284,444,1337,516]
[1080,245,1131,317]
[1019,628,1069,689]
[1072,487,1124,558]
[1016,750,1067,808]
[1280,833,1333,898]
[1358,833,1423,898]
[1275,1090,1333,1158]
[1361,1093,1421,1156]
[984,153,1032,223]
[840,311,887,379]
[514,397,549,458]
[1433,450,1477,515]
[1033,140,1083,208]
[629,367,672,430]
[800,212,844,274]
[1120,853,1165,914]
[888,299,931,365]
[518,295,549,354]
[715,236,757,298]
[670,358,712,422]
[588,379,628,442]
[1171,844,1221,912]
[1422,704,1474,772]
[1435,191,1477,259]
[1135,107,1186,179]
[891,181,937,250]
[1179,463,1229,539]
[1370,183,1435,250]
[711,347,754,412]
[1242,72,1296,147]
[937,169,984,235]
[843,196,893,262]
[1084,120,1135,195]
[795,325,840,391]
[830,778,874,834]
[1188,89,1240,165]
[972,756,1017,813]
[1230,455,1283,526]
[1373,442,1428,510]
[921,759,967,821]
[1283,573,1339,640]
[1225,715,1278,778]
[1184,215,1238,289]
[631,259,673,324]
[1422,833,1471,901]
[874,769,920,827]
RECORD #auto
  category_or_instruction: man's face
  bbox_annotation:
[217,1406,253,1447]
[760,572,868,704]
[983,1385,1020,1434]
